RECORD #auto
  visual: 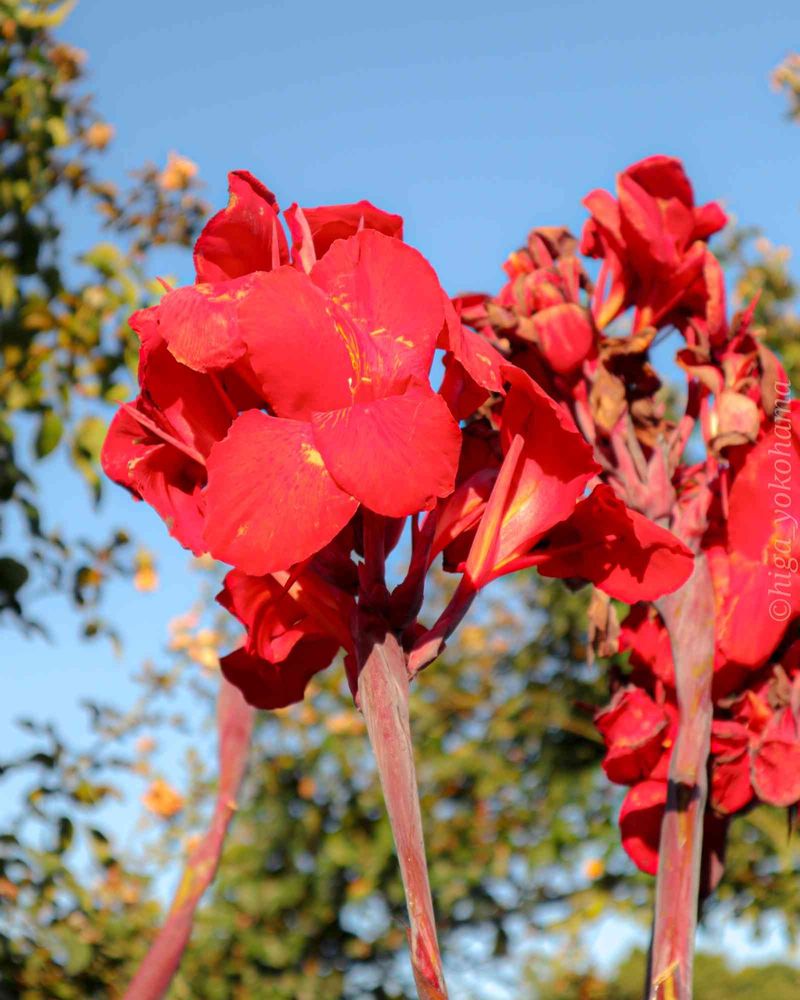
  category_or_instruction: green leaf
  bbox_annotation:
[34,409,63,458]
[0,557,29,607]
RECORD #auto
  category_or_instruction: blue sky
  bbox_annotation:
[3,0,800,977]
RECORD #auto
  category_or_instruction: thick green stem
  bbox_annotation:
[357,623,448,999]
[649,554,715,1000]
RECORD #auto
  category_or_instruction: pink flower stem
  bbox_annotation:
[356,617,449,1000]
[122,679,254,1000]
[649,553,715,1000]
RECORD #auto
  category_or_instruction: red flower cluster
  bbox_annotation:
[103,169,693,711]
[463,155,799,884]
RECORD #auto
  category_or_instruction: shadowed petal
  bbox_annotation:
[534,485,694,602]
[220,638,339,710]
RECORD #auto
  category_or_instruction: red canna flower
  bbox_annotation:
[581,155,727,332]
[200,230,462,575]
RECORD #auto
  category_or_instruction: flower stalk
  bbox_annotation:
[356,617,448,999]
[649,554,716,1000]
[123,680,254,1000]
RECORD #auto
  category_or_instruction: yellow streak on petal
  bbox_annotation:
[301,442,325,468]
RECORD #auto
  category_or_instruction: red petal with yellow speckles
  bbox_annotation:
[238,266,356,419]
[311,230,444,398]
[311,386,460,518]
[158,275,254,372]
[203,410,357,575]
[194,170,288,282]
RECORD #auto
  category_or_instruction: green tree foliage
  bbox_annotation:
[0,0,208,635]
[533,950,799,1000]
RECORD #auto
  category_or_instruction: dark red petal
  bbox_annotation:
[217,570,306,661]
[751,709,800,807]
[221,637,339,710]
[595,688,669,785]
[138,337,233,457]
[619,780,666,875]
[536,486,694,603]
[438,354,491,421]
[619,605,675,688]
[710,742,752,815]
[625,155,694,206]
[439,296,505,395]
[311,386,461,517]
[204,411,358,575]
[237,266,356,419]
[158,276,252,372]
[102,406,209,554]
[618,173,676,270]
[285,199,403,260]
[194,170,288,282]
[311,230,444,396]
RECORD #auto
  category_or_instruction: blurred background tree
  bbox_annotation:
[0,0,207,637]
[1,9,798,999]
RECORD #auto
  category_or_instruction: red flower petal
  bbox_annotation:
[619,605,675,688]
[158,276,253,372]
[620,780,666,875]
[284,199,403,261]
[221,637,339,711]
[535,486,694,603]
[709,722,752,815]
[217,570,308,662]
[137,337,233,457]
[625,155,694,206]
[311,386,461,517]
[101,407,207,554]
[237,266,356,419]
[194,170,288,282]
[595,688,669,785]
[439,296,506,395]
[464,367,598,586]
[529,302,596,376]
[204,410,358,575]
[311,230,444,396]
[751,708,800,807]
[691,201,728,242]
